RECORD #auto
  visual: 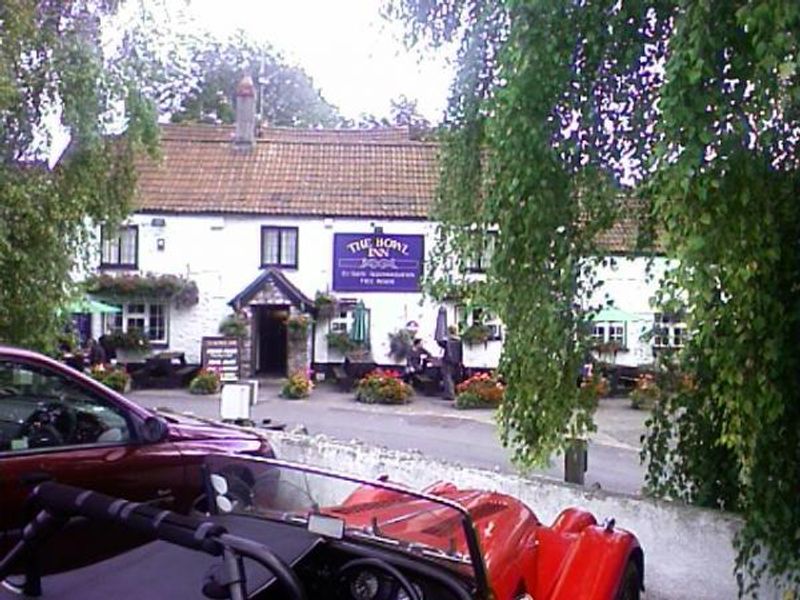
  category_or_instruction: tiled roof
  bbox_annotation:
[133,124,438,218]
[134,123,650,252]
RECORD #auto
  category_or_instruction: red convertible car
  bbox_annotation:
[0,346,274,560]
[0,454,644,599]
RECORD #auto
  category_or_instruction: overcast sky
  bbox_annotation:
[166,0,456,122]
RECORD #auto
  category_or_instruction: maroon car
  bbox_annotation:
[0,345,273,557]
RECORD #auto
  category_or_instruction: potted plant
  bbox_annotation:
[281,371,314,399]
[355,369,412,405]
[189,369,221,395]
[630,372,660,409]
[455,372,505,409]
[89,364,131,393]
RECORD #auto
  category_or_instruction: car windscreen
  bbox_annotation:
[202,455,486,584]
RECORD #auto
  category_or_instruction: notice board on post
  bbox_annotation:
[201,337,241,382]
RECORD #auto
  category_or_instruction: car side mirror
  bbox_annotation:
[141,416,169,444]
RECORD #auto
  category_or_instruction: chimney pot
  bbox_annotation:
[234,75,256,147]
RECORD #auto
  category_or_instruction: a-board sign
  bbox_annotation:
[200,337,241,382]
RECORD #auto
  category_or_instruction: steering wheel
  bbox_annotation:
[202,543,308,600]
[19,402,78,447]
[337,557,421,600]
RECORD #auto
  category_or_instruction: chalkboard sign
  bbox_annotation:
[201,337,241,382]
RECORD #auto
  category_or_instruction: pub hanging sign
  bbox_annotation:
[333,233,424,293]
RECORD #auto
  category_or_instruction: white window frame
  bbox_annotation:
[653,313,686,349]
[103,302,168,345]
[100,225,138,268]
[593,321,627,348]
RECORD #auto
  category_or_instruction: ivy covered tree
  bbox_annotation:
[0,0,157,352]
[388,0,799,593]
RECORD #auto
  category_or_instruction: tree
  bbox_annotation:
[166,32,342,128]
[388,0,799,594]
[113,6,342,128]
[352,95,433,135]
[0,1,157,352]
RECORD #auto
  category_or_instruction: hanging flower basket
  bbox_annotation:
[219,313,248,338]
[287,315,311,341]
[85,273,199,308]
[314,291,338,320]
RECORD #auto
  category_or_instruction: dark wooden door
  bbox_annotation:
[258,307,288,374]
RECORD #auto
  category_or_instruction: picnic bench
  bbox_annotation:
[131,352,200,389]
[331,365,352,392]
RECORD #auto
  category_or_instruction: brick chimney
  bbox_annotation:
[234,75,256,147]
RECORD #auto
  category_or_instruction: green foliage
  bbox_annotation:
[460,323,490,346]
[326,331,357,354]
[85,273,199,308]
[219,313,248,338]
[89,365,131,394]
[391,0,800,593]
[189,369,220,395]
[286,315,311,341]
[0,1,157,352]
[104,328,151,353]
[314,291,338,319]
[387,328,414,361]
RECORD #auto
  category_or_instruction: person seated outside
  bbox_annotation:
[86,338,107,367]
[404,339,431,384]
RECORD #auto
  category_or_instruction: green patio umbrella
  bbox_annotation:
[67,297,122,314]
[349,301,369,346]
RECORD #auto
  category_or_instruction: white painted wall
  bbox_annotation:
[96,213,669,371]
[591,257,671,368]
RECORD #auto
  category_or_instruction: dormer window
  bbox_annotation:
[100,225,138,269]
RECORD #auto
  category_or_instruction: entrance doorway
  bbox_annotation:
[255,305,288,375]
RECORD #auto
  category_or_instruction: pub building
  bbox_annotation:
[86,77,676,380]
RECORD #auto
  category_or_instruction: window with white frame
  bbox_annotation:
[103,302,168,345]
[101,226,138,268]
[465,232,497,273]
[592,321,627,348]
[261,226,298,268]
[653,313,686,348]
[330,309,351,334]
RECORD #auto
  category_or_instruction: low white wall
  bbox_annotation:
[266,432,784,600]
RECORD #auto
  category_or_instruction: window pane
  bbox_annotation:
[0,361,130,451]
[280,229,297,266]
[120,228,137,264]
[148,304,165,342]
[101,231,119,264]
[262,229,279,264]
[127,317,145,331]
